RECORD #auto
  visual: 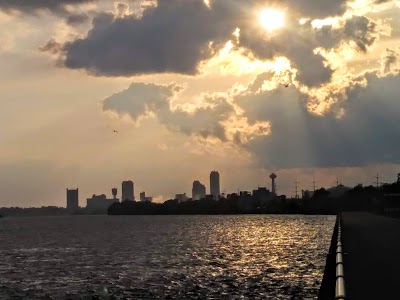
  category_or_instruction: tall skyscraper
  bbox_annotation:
[66,188,79,209]
[192,180,206,200]
[122,180,134,201]
[210,171,220,199]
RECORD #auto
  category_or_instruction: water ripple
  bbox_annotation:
[0,215,335,299]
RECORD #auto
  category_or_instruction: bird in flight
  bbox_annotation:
[283,83,290,88]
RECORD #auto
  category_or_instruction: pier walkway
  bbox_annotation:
[319,212,400,299]
[316,212,400,300]
[340,212,400,299]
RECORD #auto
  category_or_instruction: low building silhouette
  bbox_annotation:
[87,194,119,211]
[140,191,153,202]
[175,193,188,203]
[253,187,273,202]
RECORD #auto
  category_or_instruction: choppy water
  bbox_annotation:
[0,215,335,299]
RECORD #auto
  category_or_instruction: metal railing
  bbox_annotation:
[335,216,346,299]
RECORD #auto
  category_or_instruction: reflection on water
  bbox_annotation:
[0,215,335,299]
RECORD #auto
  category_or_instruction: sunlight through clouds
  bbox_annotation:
[259,9,285,31]
[200,41,294,79]
[1,0,400,204]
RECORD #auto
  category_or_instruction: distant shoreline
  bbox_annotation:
[0,208,335,218]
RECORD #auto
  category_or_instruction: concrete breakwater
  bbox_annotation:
[318,215,338,300]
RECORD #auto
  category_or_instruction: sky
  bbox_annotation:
[0,0,400,207]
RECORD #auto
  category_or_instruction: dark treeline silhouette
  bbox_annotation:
[0,206,106,217]
[108,179,400,216]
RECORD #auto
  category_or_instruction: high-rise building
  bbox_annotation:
[66,188,79,209]
[122,180,134,201]
[210,171,220,199]
[192,180,206,200]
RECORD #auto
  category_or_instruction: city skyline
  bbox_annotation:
[1,1,400,207]
[62,170,399,209]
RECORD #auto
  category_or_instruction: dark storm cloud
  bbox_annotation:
[64,0,228,76]
[102,82,173,121]
[66,0,334,82]
[237,72,400,169]
[66,13,90,26]
[102,82,234,141]
[0,0,95,14]
[60,0,380,87]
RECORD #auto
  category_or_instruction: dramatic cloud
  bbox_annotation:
[102,82,176,122]
[102,62,400,169]
[0,0,96,14]
[58,0,385,90]
[2,0,400,205]
[102,82,271,143]
[64,1,227,76]
[102,82,237,141]
[239,71,400,169]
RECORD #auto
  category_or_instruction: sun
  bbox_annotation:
[259,9,285,31]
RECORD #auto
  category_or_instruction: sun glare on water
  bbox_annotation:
[259,9,285,31]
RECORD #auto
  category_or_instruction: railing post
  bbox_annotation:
[335,214,346,299]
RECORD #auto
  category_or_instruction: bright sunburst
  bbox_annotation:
[259,9,285,31]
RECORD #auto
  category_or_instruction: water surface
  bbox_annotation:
[0,215,335,299]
